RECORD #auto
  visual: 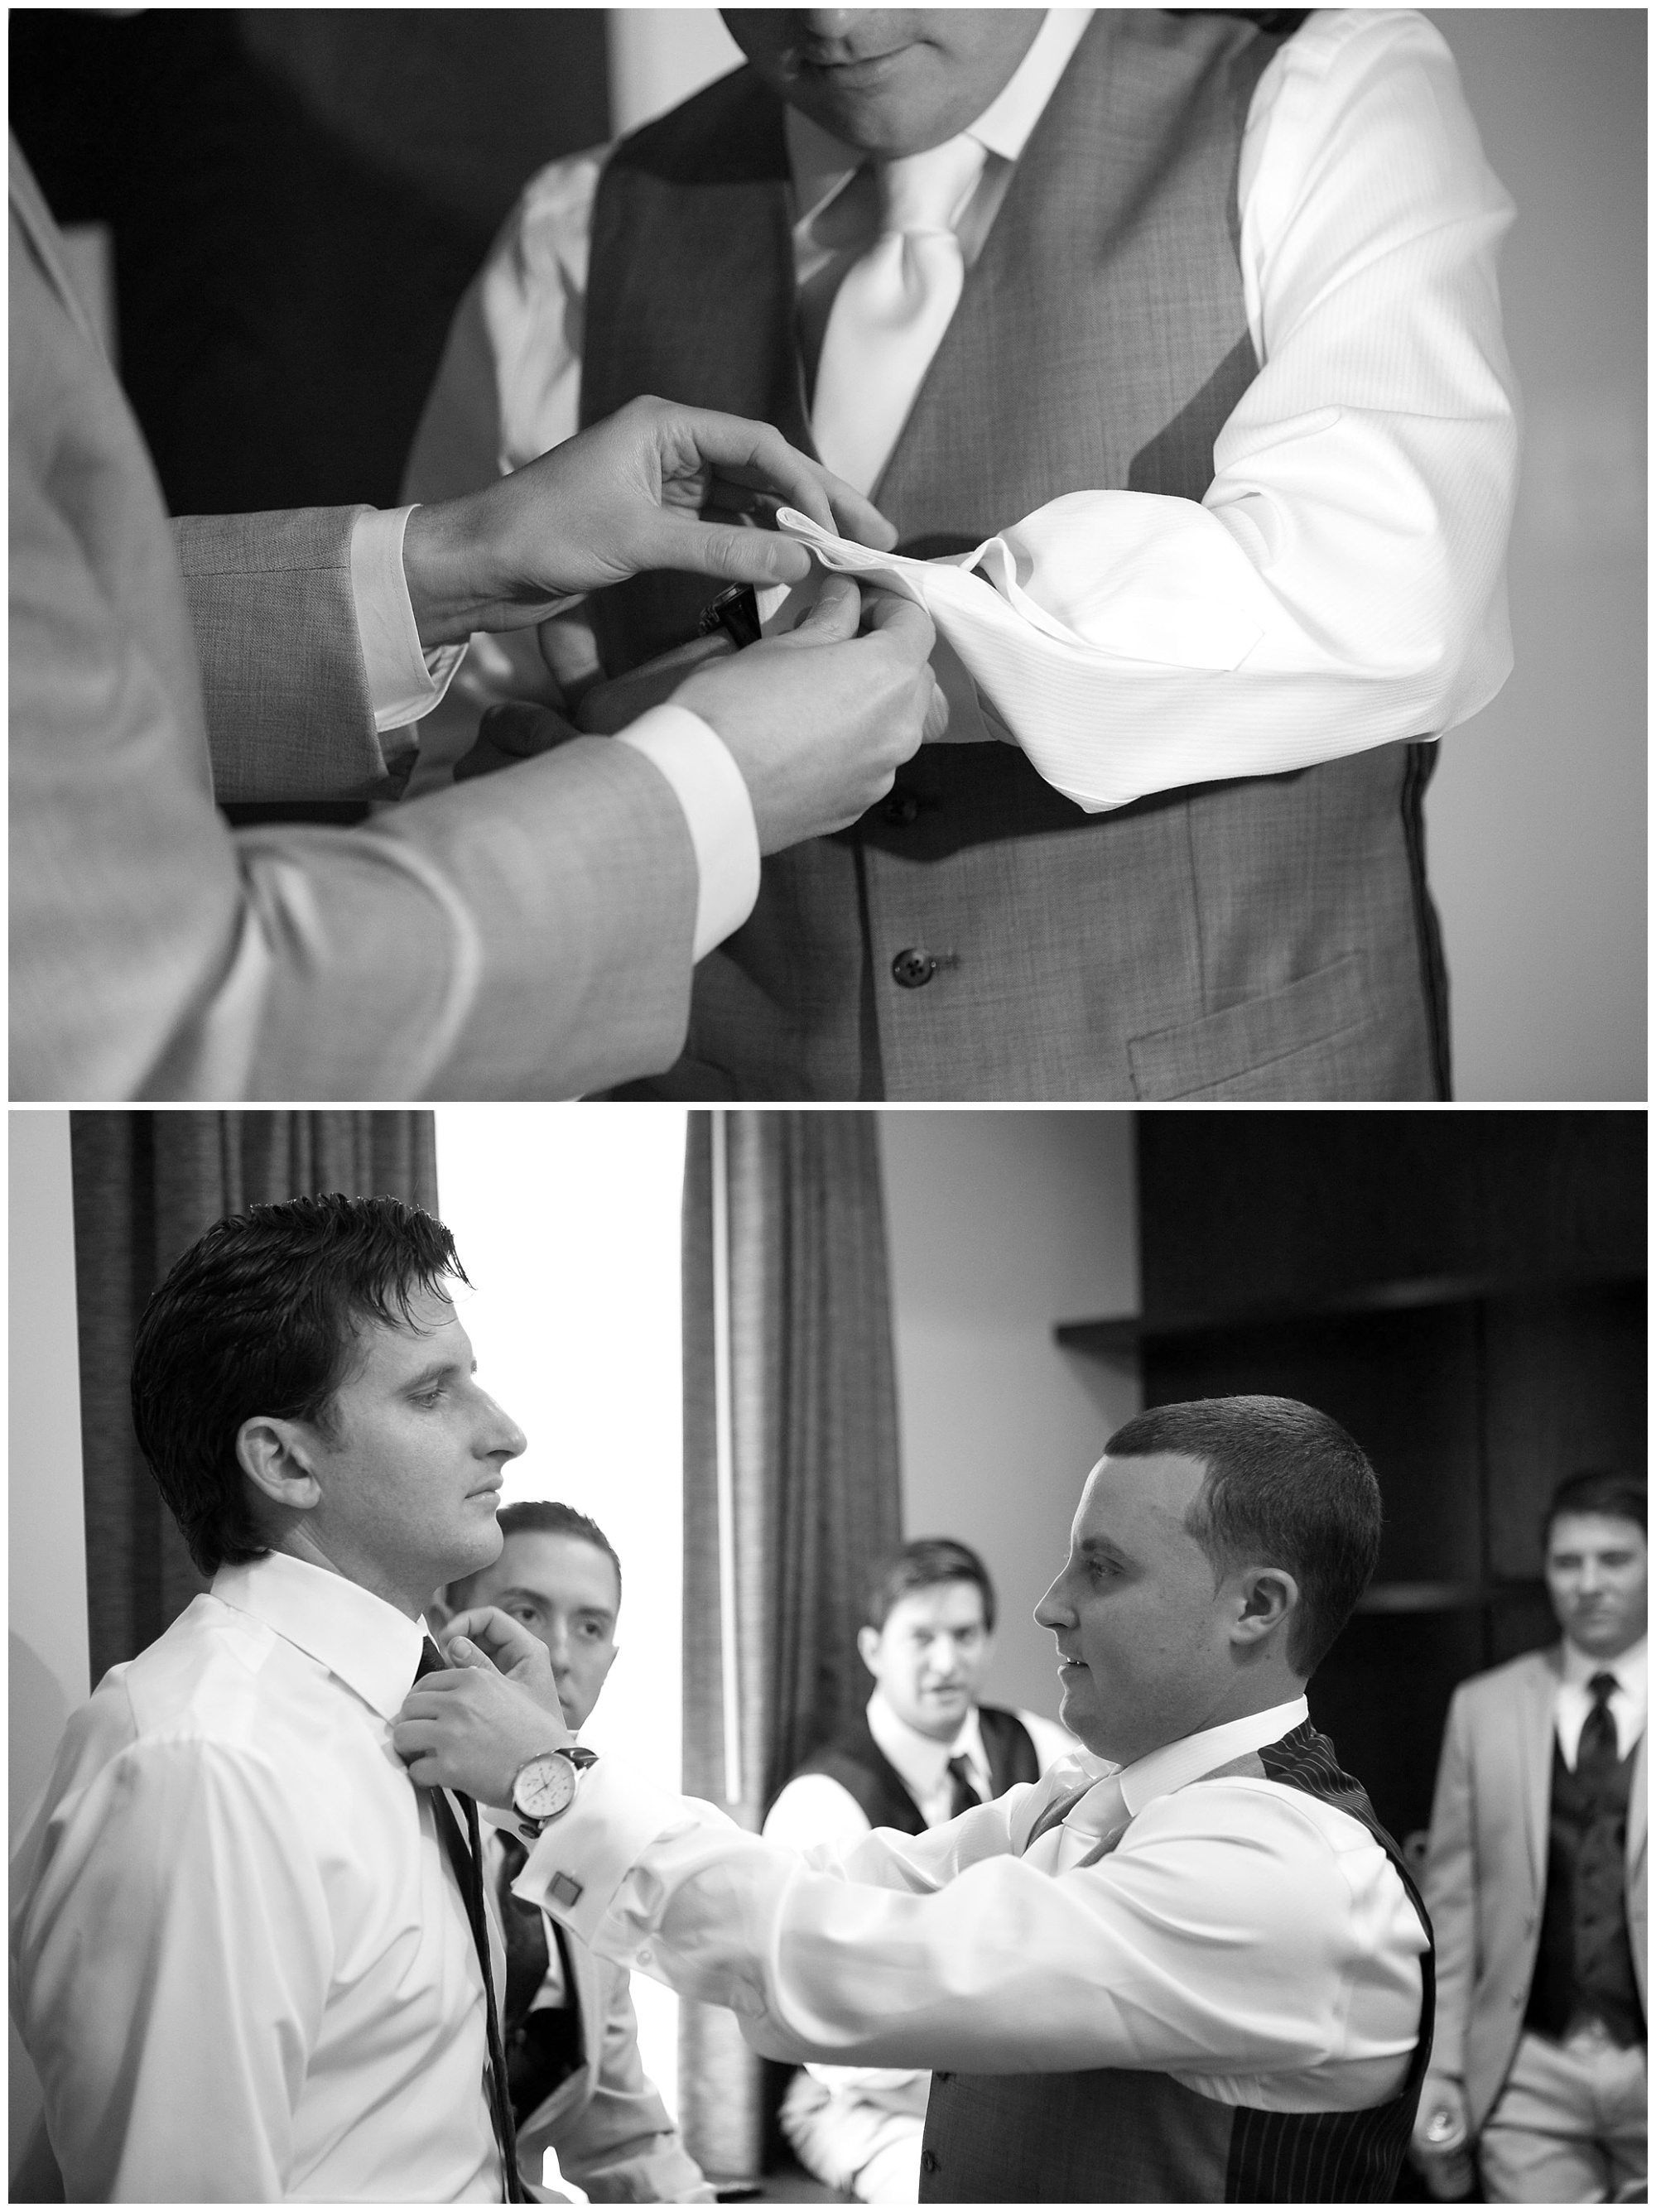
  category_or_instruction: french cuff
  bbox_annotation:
[614,704,761,961]
[349,504,467,733]
[512,1761,691,1955]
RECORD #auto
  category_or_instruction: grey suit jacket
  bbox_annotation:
[1420,1643,1648,2133]
[9,136,699,1100]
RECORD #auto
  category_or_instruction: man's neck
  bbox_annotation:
[269,1527,428,1623]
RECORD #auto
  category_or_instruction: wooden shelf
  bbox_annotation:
[1056,1263,1644,1359]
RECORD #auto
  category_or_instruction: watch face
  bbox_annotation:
[514,1753,576,1821]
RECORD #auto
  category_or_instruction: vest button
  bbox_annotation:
[921,2151,940,2174]
[883,791,920,826]
[892,947,938,989]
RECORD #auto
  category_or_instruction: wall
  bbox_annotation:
[9,1113,91,2190]
[1422,10,1645,1099]
[879,1112,1140,1720]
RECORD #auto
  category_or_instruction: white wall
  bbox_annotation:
[9,1111,91,2190]
[879,1111,1140,1721]
[1422,10,1644,1099]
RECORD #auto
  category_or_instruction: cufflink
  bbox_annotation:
[548,1872,584,1908]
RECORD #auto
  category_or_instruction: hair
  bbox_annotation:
[864,1536,997,1635]
[447,1499,623,1609]
[130,1193,468,1577]
[1102,1396,1383,1676]
[1542,1469,1647,1548]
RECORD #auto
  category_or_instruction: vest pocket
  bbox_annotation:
[1127,953,1377,1100]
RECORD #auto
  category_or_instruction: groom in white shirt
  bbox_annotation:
[406,8,1519,1102]
[401,1393,1436,2202]
[12,1193,542,2201]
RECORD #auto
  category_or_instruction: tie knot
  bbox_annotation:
[946,1754,973,1782]
[874,135,983,238]
[1589,1671,1619,1705]
[415,1634,445,1685]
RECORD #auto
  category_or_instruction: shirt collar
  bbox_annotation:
[212,1550,427,1722]
[868,1687,984,1793]
[1561,1635,1647,1696]
[786,9,1094,227]
[1114,1696,1312,1820]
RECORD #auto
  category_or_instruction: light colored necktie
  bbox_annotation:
[1023,1772,1133,1872]
[811,133,986,496]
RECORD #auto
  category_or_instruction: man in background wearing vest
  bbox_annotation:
[763,1537,1073,2198]
[405,9,1519,1101]
[398,1396,1435,2203]
[1413,1473,1646,2204]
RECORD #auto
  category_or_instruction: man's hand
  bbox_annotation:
[451,700,584,784]
[392,1610,571,1806]
[676,576,942,852]
[402,397,898,647]
[1411,2079,1475,2201]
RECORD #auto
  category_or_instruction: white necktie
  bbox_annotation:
[1022,1772,1134,1874]
[811,133,986,496]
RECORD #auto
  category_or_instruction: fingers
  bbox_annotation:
[445,1636,497,1672]
[859,587,937,662]
[783,573,861,643]
[922,671,951,743]
[652,512,812,587]
[819,478,898,553]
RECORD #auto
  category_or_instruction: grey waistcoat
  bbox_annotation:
[581,12,1449,1101]
[917,1721,1436,2203]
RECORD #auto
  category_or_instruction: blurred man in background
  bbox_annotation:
[763,1537,1073,2199]
[440,1501,711,2201]
[1414,1472,1646,2203]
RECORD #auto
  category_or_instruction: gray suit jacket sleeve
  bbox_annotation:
[525,1955,712,2204]
[171,506,415,804]
[10,179,700,1100]
[1418,1682,1477,2089]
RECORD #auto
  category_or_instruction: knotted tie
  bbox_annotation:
[413,1637,527,2202]
[1577,1671,1621,1792]
[811,132,985,496]
[946,1753,983,1820]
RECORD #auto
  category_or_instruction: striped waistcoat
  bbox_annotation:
[917,1721,1435,2202]
[582,13,1447,1102]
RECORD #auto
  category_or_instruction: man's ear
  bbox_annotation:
[236,1415,325,1517]
[1230,1565,1299,1654]
[856,1623,881,1677]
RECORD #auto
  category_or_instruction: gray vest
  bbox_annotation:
[918,1721,1435,2202]
[582,13,1448,1101]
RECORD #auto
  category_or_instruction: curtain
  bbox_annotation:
[69,1110,438,1685]
[677,1111,904,2181]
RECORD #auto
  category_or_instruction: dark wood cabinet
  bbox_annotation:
[1057,1112,1644,1847]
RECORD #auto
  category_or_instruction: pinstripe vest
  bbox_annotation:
[582,14,1448,1101]
[917,1721,1435,2203]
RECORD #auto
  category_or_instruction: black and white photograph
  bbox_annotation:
[7,8,1645,1101]
[5,5,1649,2209]
[9,1108,1646,2200]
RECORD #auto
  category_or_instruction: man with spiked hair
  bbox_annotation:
[12,1193,542,2200]
[403,1392,1436,2203]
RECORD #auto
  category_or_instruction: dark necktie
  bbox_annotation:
[496,1830,585,2123]
[414,1637,526,2203]
[946,1753,983,1820]
[1577,1671,1621,1795]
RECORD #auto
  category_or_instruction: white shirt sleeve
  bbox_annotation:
[614,704,762,959]
[11,1734,329,2201]
[763,1772,876,1851]
[347,504,467,733]
[515,1762,1423,2105]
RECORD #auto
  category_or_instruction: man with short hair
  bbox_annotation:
[10,1194,542,2200]
[437,1501,712,2201]
[763,1536,1071,2199]
[406,7,1519,1100]
[1413,1471,1647,2204]
[402,1395,1435,2202]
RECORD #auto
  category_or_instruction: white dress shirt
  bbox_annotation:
[405,7,1516,816]
[10,1552,503,2203]
[1555,1636,1648,1770]
[518,1696,1427,2115]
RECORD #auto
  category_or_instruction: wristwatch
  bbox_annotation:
[511,1745,598,1834]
